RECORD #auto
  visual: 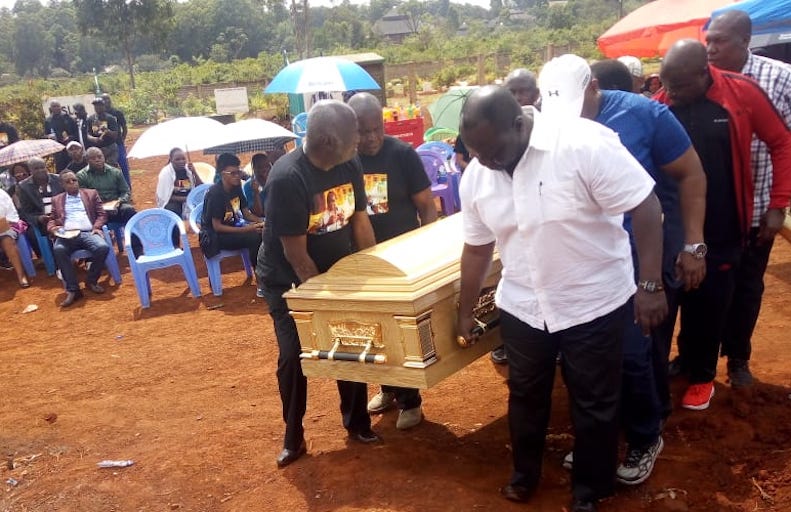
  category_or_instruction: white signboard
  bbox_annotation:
[214,87,249,115]
[42,94,98,116]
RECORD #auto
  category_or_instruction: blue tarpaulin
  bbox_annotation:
[708,0,791,35]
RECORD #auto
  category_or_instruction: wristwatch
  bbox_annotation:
[638,280,664,293]
[682,242,708,260]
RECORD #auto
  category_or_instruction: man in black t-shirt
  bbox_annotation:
[262,100,379,468]
[87,97,120,170]
[65,141,88,173]
[200,153,264,279]
[44,100,78,171]
[349,92,437,431]
[102,94,132,189]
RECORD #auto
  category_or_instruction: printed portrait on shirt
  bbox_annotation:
[364,173,389,215]
[223,196,245,227]
[0,132,8,146]
[308,183,355,234]
[92,120,108,135]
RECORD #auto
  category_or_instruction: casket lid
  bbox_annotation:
[285,213,492,300]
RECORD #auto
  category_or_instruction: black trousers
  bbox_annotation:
[678,252,739,383]
[652,285,681,420]
[380,385,422,410]
[722,228,774,362]
[263,285,371,451]
[217,231,261,269]
[502,303,626,503]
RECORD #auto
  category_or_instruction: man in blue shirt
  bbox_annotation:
[539,55,707,486]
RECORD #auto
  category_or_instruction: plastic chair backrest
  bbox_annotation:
[189,202,202,235]
[417,150,446,186]
[125,209,185,258]
[292,112,308,136]
[186,183,212,211]
[417,141,454,161]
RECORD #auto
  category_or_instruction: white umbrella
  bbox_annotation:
[264,57,380,94]
[203,119,297,155]
[126,117,226,159]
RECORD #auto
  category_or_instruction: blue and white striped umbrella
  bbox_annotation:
[264,57,380,94]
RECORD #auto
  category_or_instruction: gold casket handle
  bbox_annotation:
[300,340,387,364]
[456,317,501,348]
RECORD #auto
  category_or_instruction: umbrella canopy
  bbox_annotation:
[427,87,477,132]
[203,119,297,155]
[264,57,380,94]
[126,117,226,159]
[749,30,791,49]
[709,0,791,36]
[598,0,738,58]
[0,139,65,167]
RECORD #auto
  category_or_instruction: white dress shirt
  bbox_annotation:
[460,108,655,332]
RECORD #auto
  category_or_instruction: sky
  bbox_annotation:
[0,0,492,10]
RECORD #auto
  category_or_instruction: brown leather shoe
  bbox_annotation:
[60,290,84,308]
[86,282,105,294]
[276,440,306,468]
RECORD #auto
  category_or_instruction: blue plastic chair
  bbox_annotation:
[186,183,212,212]
[32,225,56,276]
[417,141,455,162]
[106,222,125,253]
[292,112,308,147]
[15,232,36,277]
[189,203,253,296]
[124,209,201,308]
[417,150,457,217]
[66,225,123,286]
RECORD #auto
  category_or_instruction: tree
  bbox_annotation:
[12,13,53,76]
[73,0,175,88]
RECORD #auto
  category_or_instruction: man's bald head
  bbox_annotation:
[460,86,528,173]
[706,10,751,71]
[660,40,711,107]
[305,100,359,169]
[347,93,385,157]
[505,68,539,106]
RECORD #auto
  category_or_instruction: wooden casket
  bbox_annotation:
[284,214,502,389]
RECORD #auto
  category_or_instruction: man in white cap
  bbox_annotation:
[539,54,707,487]
[617,55,644,93]
[456,84,667,512]
[64,141,88,174]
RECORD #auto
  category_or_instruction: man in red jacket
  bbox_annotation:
[656,40,791,410]
[47,171,110,307]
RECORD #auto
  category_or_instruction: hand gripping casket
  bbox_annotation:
[284,214,502,389]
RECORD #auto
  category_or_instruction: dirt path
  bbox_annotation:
[1,140,791,512]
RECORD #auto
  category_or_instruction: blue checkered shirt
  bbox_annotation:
[741,52,791,226]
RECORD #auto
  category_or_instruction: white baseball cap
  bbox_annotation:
[617,55,643,78]
[66,141,82,150]
[538,54,592,118]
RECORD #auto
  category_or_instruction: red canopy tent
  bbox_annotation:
[598,0,738,58]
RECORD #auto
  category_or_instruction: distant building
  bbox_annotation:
[374,9,418,44]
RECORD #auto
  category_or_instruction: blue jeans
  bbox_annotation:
[53,232,109,291]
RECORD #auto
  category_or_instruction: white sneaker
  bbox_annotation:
[367,391,396,413]
[616,435,664,486]
[562,451,573,470]
[396,406,423,430]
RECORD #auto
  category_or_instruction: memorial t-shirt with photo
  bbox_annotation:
[262,147,367,287]
[358,136,431,243]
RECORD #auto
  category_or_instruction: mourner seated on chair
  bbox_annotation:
[77,147,136,226]
[47,171,110,308]
[17,157,64,258]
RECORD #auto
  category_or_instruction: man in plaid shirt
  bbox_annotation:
[706,10,791,388]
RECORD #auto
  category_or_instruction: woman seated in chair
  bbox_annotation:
[156,148,203,219]
[0,188,30,288]
[200,153,264,291]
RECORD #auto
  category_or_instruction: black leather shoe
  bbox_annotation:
[571,499,597,512]
[86,282,105,294]
[490,346,508,365]
[60,290,84,308]
[499,484,534,502]
[347,428,381,444]
[276,440,306,468]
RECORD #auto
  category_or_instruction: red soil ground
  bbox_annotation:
[1,134,791,511]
